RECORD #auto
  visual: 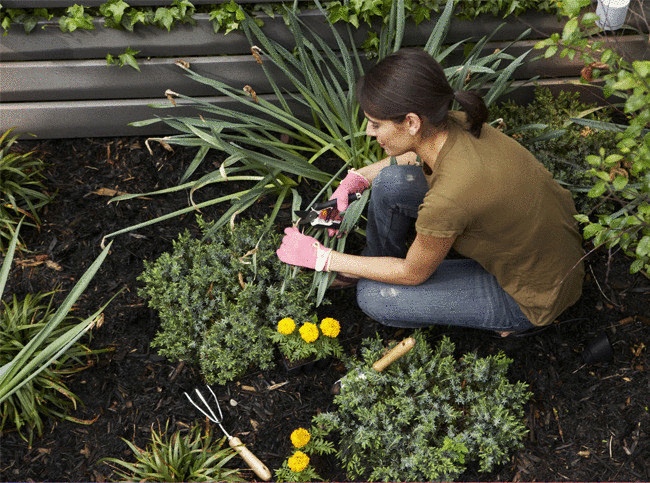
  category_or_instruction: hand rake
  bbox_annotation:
[184,386,272,481]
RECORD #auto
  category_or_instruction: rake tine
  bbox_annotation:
[183,386,271,481]
[183,388,219,424]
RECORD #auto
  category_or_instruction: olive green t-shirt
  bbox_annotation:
[415,112,584,326]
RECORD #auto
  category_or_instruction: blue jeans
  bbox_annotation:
[356,165,534,332]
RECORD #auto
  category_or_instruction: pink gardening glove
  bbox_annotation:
[320,170,369,236]
[276,227,333,271]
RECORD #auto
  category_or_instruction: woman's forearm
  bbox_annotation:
[327,233,454,286]
[328,251,428,286]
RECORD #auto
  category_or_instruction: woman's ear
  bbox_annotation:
[404,113,422,136]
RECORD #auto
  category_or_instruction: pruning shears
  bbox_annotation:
[294,193,361,227]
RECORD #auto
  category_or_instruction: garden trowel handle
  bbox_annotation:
[229,436,272,481]
[372,337,416,372]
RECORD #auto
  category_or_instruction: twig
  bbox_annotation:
[552,407,564,442]
[588,263,619,308]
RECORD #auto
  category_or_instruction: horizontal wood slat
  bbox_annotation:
[1,79,609,139]
[3,36,647,103]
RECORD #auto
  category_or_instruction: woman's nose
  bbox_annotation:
[366,124,375,136]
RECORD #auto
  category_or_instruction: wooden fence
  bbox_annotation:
[1,1,648,139]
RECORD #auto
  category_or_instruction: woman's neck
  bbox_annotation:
[416,129,449,174]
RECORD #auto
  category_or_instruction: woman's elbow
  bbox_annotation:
[398,267,432,286]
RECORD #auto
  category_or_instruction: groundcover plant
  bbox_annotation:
[313,331,532,481]
[137,216,323,384]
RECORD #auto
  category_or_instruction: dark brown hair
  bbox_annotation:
[356,48,488,137]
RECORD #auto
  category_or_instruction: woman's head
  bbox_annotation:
[356,48,487,137]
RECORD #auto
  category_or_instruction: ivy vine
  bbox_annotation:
[1,0,558,37]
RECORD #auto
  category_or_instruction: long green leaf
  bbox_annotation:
[0,219,22,299]
[424,0,457,55]
[0,242,113,402]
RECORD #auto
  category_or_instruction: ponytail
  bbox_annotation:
[453,90,488,138]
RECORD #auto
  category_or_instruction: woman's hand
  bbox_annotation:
[318,170,369,234]
[276,227,333,271]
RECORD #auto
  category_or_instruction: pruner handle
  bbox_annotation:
[229,436,272,481]
[372,337,416,372]
[312,192,361,211]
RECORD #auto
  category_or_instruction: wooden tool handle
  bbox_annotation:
[229,437,272,481]
[372,337,415,372]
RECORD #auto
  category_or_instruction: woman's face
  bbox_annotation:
[364,113,415,156]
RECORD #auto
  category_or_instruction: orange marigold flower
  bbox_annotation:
[277,318,296,335]
[290,428,311,448]
[299,322,319,343]
[288,450,310,472]
[320,317,340,338]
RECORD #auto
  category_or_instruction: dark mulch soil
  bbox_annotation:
[1,137,648,482]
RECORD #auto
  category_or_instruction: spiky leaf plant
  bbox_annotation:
[0,129,52,253]
[106,0,532,242]
[0,221,113,445]
[102,420,244,482]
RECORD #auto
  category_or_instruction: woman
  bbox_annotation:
[276,48,584,334]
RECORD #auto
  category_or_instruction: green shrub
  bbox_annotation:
[138,216,322,384]
[313,331,531,481]
[0,129,53,253]
[490,87,619,211]
[534,0,649,275]
[102,420,244,482]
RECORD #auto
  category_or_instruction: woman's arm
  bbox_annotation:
[355,151,419,184]
[328,233,456,285]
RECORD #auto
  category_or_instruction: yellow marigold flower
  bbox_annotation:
[320,317,340,338]
[290,428,311,448]
[288,450,310,473]
[299,322,319,343]
[277,318,296,335]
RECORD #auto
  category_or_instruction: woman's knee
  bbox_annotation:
[372,165,424,205]
[356,280,417,328]
[356,280,390,323]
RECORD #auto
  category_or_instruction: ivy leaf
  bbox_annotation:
[106,47,141,71]
[58,5,95,32]
[326,3,349,23]
[2,16,12,34]
[154,7,174,31]
[100,0,129,25]
[125,9,149,30]
[558,0,590,17]
[119,47,141,71]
